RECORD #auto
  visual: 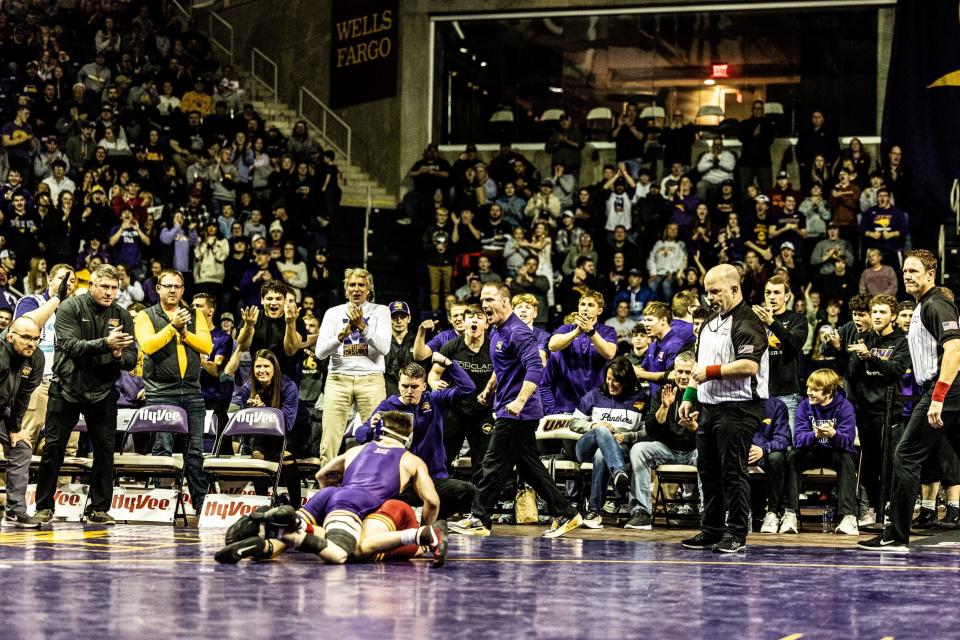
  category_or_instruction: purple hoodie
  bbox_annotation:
[490,313,544,421]
[752,396,792,454]
[540,322,618,414]
[794,391,857,454]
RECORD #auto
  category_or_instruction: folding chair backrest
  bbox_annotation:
[126,405,189,436]
[222,407,285,439]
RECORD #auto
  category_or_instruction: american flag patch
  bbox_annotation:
[738,345,754,355]
[943,321,959,331]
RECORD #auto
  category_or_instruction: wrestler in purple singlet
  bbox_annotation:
[300,443,406,522]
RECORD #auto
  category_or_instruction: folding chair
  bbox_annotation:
[536,415,588,508]
[202,407,287,505]
[30,418,94,478]
[113,405,190,525]
[651,464,699,526]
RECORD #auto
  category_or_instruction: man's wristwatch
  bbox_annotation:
[585,328,596,337]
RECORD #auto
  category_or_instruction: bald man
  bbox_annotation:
[0,317,45,528]
[678,264,770,553]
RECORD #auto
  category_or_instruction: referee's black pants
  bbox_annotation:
[471,418,576,529]
[697,400,765,541]
[888,393,960,544]
[398,477,476,519]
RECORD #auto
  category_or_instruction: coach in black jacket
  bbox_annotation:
[34,264,137,525]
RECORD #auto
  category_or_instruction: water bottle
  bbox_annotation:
[746,509,753,533]
[822,506,834,533]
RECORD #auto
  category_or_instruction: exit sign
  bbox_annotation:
[711,64,730,79]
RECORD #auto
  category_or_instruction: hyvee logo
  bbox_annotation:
[203,501,260,518]
[138,409,180,423]
[236,411,277,425]
[112,494,171,512]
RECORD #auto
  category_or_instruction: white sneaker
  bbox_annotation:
[778,511,799,534]
[760,511,780,534]
[858,508,876,527]
[836,514,860,536]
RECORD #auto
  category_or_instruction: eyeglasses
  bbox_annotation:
[11,333,40,343]
[158,284,184,290]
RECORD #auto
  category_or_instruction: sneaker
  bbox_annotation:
[215,536,270,564]
[542,513,583,539]
[759,511,780,534]
[418,520,448,568]
[857,534,909,552]
[681,532,722,550]
[712,535,747,553]
[674,504,695,515]
[934,505,960,529]
[2,512,40,528]
[858,508,877,527]
[835,514,860,536]
[448,515,491,537]
[624,512,653,530]
[913,506,937,530]
[84,511,117,525]
[34,508,54,524]
[778,511,799,534]
[602,500,618,514]
[612,470,630,496]
[581,511,604,529]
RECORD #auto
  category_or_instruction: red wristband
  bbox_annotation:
[706,365,723,381]
[933,381,951,403]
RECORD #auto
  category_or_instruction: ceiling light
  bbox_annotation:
[459,47,468,54]
[548,86,563,93]
[480,61,488,67]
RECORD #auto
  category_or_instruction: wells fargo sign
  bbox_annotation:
[330,0,399,108]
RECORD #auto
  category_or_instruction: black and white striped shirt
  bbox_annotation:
[696,300,769,405]
[907,288,960,402]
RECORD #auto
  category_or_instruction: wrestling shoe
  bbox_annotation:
[612,470,630,496]
[2,512,40,528]
[418,520,449,568]
[934,505,960,529]
[835,514,860,536]
[624,512,652,530]
[857,534,909,553]
[33,509,54,524]
[449,515,490,537]
[84,511,116,525]
[681,532,722,549]
[713,535,746,554]
[215,536,271,564]
[913,506,937,531]
[581,511,604,529]
[542,512,583,538]
[251,504,299,536]
[778,511,799,534]
[759,512,780,534]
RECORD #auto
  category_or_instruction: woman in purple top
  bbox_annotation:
[230,349,303,504]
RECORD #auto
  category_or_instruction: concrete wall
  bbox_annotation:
[207,0,894,200]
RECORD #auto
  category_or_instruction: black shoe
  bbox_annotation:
[913,506,937,530]
[33,509,54,524]
[857,534,909,552]
[2,512,40,529]
[681,532,723,549]
[84,511,116,525]
[624,512,652,530]
[713,535,747,553]
[934,506,960,529]
[215,536,270,564]
[613,470,630,497]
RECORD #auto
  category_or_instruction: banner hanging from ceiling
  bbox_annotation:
[330,0,399,108]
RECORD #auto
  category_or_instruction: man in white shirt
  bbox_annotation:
[315,268,391,464]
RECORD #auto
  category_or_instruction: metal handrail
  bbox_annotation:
[209,11,234,64]
[250,48,278,110]
[298,86,352,166]
[170,0,191,20]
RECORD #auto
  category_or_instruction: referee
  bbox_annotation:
[860,250,960,551]
[679,264,769,553]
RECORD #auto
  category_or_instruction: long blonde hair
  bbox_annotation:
[27,257,47,294]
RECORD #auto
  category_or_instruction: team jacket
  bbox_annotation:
[53,293,137,403]
[752,396,792,455]
[0,334,44,432]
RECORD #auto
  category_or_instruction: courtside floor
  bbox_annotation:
[3,523,959,639]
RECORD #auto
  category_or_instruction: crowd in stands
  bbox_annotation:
[0,3,949,536]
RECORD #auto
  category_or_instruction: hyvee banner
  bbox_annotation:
[330,0,398,108]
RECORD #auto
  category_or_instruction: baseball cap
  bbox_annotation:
[777,170,789,179]
[389,301,410,317]
[220,312,235,323]
[269,220,284,233]
[755,194,770,204]
[0,250,15,260]
[90,185,105,194]
[628,268,642,277]
[721,178,734,186]
[251,234,265,243]
[561,210,575,218]
[780,241,796,252]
